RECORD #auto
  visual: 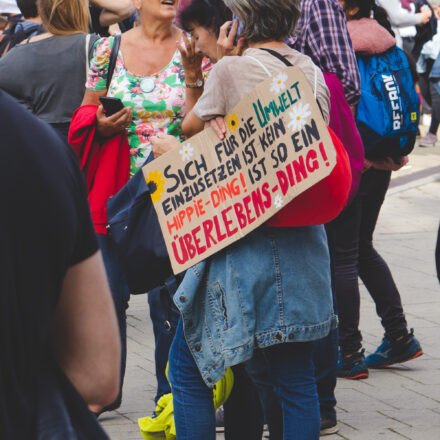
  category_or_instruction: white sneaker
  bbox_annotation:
[419,132,437,147]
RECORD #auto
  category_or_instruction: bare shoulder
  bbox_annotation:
[19,32,53,45]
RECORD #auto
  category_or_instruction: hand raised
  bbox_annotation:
[178,32,203,83]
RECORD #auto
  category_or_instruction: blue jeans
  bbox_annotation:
[244,225,338,437]
[97,234,130,407]
[169,319,320,440]
[147,281,180,403]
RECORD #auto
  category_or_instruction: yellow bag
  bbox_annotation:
[138,367,234,440]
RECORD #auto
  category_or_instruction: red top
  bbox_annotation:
[68,105,130,234]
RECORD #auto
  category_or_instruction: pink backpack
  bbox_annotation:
[324,72,364,203]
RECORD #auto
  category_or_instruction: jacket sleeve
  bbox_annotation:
[377,0,422,27]
[307,0,361,106]
[68,105,100,192]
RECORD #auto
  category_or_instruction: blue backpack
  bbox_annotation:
[356,46,419,160]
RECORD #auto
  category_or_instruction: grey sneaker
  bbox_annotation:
[419,132,437,147]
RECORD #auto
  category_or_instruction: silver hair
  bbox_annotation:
[223,0,301,42]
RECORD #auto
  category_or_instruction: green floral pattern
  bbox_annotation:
[86,36,210,175]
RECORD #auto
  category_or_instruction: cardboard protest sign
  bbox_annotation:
[143,66,336,274]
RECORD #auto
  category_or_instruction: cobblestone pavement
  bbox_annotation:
[101,145,440,439]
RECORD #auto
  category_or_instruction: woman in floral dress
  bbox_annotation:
[80,0,210,412]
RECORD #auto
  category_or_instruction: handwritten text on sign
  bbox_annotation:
[143,67,336,274]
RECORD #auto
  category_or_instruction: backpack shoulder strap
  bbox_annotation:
[106,34,121,91]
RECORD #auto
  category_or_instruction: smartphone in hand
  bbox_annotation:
[228,16,244,45]
[99,96,124,116]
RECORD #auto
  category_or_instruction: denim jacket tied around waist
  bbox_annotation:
[173,224,337,386]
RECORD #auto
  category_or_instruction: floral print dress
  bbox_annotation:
[86,36,210,176]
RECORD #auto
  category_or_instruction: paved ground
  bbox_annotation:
[101,142,440,440]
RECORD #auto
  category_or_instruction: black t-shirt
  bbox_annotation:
[0,91,99,438]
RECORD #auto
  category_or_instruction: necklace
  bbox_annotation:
[140,77,156,93]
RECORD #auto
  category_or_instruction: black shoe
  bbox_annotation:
[320,417,339,436]
[337,349,369,380]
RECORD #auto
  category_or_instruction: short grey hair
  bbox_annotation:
[223,0,301,42]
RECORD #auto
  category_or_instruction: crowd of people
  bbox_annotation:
[1,0,439,439]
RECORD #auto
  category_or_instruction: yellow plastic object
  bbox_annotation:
[138,367,234,440]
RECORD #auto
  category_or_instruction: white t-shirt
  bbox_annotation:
[194,47,330,124]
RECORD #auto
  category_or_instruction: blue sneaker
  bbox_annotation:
[366,329,423,369]
[337,349,369,380]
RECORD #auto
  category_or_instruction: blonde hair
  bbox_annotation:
[37,0,90,35]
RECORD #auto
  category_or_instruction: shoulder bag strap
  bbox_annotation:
[259,47,293,67]
[106,33,121,91]
[84,34,91,78]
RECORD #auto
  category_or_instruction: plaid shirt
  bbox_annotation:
[289,0,361,105]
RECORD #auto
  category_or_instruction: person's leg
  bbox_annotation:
[168,319,215,440]
[223,364,264,440]
[357,170,423,367]
[331,197,363,356]
[419,70,432,109]
[420,82,440,146]
[147,282,180,403]
[314,224,338,429]
[245,350,282,440]
[263,342,320,440]
[436,221,440,284]
[357,170,408,340]
[331,196,369,379]
[313,330,338,427]
[96,233,130,409]
[430,83,440,135]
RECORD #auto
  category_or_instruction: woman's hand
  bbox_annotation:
[151,134,180,158]
[178,32,203,84]
[216,20,246,61]
[371,156,409,171]
[96,105,132,139]
[205,116,227,140]
[362,159,373,173]
[418,6,432,25]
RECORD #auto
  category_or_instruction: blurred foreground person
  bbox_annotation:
[0,90,121,439]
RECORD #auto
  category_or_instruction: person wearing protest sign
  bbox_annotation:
[288,0,365,435]
[164,0,336,439]
[74,0,211,413]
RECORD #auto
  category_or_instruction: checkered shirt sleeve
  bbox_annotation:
[290,0,361,105]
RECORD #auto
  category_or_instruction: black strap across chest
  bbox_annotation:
[259,47,293,67]
[107,33,121,90]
